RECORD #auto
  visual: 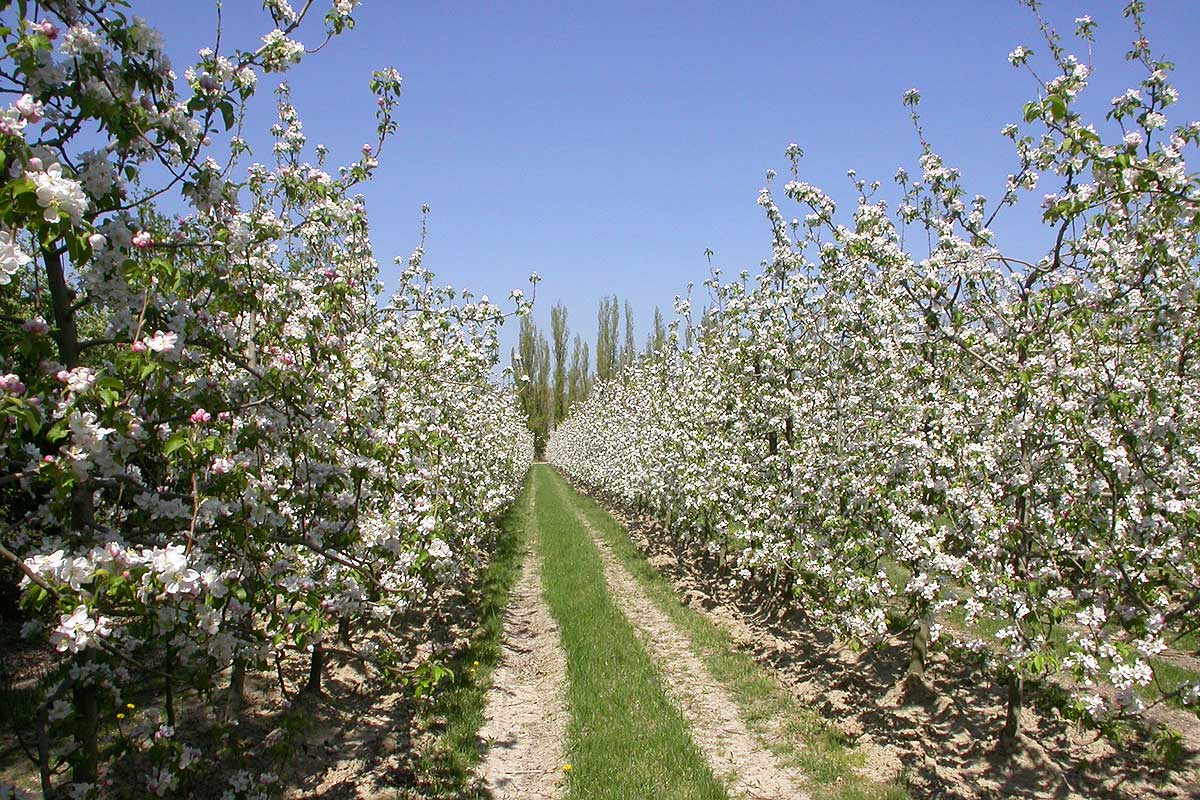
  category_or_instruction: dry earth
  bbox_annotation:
[577,511,810,800]
[477,496,569,800]
[585,489,1200,800]
[0,584,484,799]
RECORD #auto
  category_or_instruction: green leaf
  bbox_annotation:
[1048,95,1068,121]
[220,100,235,131]
[46,419,68,443]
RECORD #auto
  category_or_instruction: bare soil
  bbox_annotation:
[582,488,1200,800]
[0,580,489,799]
[578,512,810,800]
[477,506,569,800]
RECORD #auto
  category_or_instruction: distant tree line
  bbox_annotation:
[513,295,671,455]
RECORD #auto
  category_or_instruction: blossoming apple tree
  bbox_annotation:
[0,1,532,797]
[550,1,1200,745]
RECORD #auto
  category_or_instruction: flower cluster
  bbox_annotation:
[550,4,1200,742]
[0,2,532,797]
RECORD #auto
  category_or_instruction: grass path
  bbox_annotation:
[454,466,904,800]
[531,465,729,800]
[479,476,570,799]
[573,502,810,799]
[565,475,909,800]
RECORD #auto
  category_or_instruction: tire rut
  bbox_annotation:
[478,487,569,800]
[576,511,809,800]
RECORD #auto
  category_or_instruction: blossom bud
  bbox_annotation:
[16,94,42,122]
[27,157,43,172]
[131,230,154,249]
[88,233,107,250]
[190,408,212,424]
[38,21,58,39]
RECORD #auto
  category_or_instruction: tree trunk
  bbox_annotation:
[303,642,324,697]
[1001,672,1023,746]
[45,247,80,369]
[164,673,176,727]
[72,675,98,785]
[903,612,932,702]
[50,246,101,784]
[226,658,246,720]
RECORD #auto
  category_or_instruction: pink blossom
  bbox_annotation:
[190,408,212,424]
[58,367,96,393]
[131,230,154,249]
[38,20,58,40]
[15,94,42,122]
[30,162,88,224]
[1,373,27,394]
[143,330,178,353]
[22,318,49,335]
[49,605,110,653]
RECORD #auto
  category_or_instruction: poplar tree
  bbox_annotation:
[646,306,668,355]
[551,303,570,423]
[596,295,620,382]
[568,334,592,407]
[622,300,636,368]
[512,315,553,454]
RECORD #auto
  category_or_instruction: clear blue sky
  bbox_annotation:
[136,1,1200,367]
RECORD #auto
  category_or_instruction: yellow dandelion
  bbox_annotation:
[116,713,125,720]
[562,764,572,772]
[126,703,135,710]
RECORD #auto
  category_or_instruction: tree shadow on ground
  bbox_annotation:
[589,491,1199,800]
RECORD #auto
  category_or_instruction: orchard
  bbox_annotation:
[3,0,1200,798]
[0,1,531,797]
[550,0,1200,756]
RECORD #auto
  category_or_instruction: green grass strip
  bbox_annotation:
[532,465,728,800]
[405,472,535,798]
[559,471,910,800]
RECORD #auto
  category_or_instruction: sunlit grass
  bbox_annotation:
[404,472,534,798]
[558,471,908,800]
[533,465,727,800]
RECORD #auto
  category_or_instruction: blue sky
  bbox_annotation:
[137,0,1200,366]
